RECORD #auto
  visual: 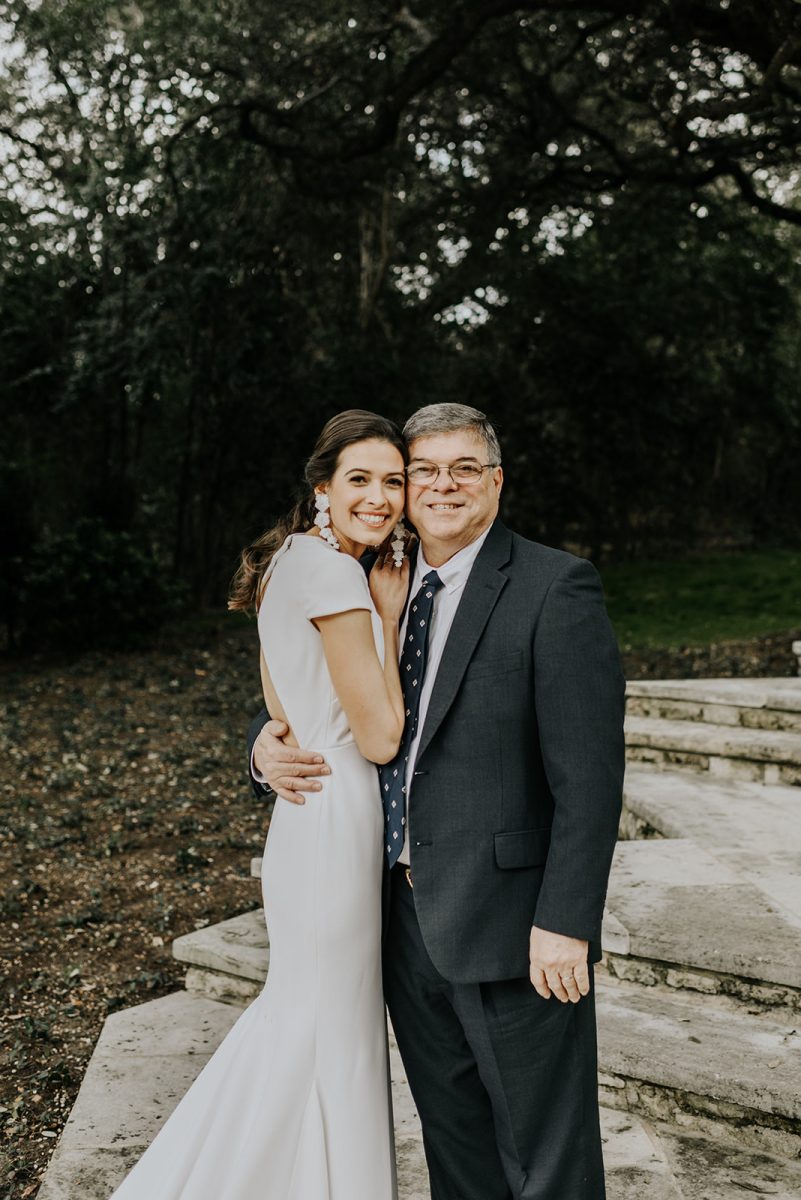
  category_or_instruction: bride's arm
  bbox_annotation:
[314,555,408,765]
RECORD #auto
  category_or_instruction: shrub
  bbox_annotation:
[19,518,185,652]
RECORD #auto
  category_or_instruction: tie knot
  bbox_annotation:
[421,571,443,593]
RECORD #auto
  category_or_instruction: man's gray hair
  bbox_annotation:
[403,403,502,465]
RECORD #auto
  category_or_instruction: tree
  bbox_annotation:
[1,0,800,645]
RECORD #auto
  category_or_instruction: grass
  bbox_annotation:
[601,548,801,650]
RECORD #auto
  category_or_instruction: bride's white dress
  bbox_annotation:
[110,533,396,1200]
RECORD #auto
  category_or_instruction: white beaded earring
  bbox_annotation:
[390,519,406,569]
[314,492,340,550]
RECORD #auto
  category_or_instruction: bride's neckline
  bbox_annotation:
[292,531,337,549]
[289,532,366,560]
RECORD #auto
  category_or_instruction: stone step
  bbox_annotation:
[253,776,801,1009]
[622,765,801,848]
[626,678,801,733]
[603,837,801,1009]
[610,767,801,1008]
[35,990,428,1200]
[641,1124,801,1200]
[174,909,801,1155]
[596,979,801,1160]
[622,766,801,922]
[37,989,801,1200]
[172,908,268,1005]
[212,875,801,1018]
[625,716,801,785]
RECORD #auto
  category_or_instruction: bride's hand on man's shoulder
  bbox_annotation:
[369,545,410,623]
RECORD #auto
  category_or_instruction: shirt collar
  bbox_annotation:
[416,525,492,594]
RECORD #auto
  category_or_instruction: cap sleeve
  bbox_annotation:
[301,546,373,621]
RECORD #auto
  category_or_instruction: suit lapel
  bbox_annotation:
[415,520,512,763]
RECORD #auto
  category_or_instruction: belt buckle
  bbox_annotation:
[404,866,413,889]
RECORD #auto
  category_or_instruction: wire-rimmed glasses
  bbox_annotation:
[406,462,499,486]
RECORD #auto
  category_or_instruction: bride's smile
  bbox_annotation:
[354,511,390,527]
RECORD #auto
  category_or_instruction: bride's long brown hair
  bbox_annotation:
[228,409,407,613]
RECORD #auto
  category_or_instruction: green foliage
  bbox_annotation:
[0,0,800,641]
[603,550,801,649]
[475,189,801,556]
[20,519,185,651]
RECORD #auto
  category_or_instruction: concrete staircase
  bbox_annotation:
[625,678,801,785]
[37,678,801,1198]
[599,679,801,1176]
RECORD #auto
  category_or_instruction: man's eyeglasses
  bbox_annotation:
[406,462,500,486]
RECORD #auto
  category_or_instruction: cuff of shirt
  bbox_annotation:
[250,746,267,784]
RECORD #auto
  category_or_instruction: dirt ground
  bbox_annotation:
[0,617,798,1198]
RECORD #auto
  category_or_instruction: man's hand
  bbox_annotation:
[529,926,590,1004]
[253,719,330,805]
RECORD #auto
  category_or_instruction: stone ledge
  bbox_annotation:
[626,678,801,715]
[596,980,801,1138]
[603,954,801,1014]
[626,695,801,733]
[184,966,262,1006]
[625,716,801,768]
[94,996,239,1058]
[621,766,801,926]
[656,1123,801,1200]
[623,766,801,846]
[605,838,801,991]
[602,910,631,956]
[599,1077,800,1163]
[172,908,268,984]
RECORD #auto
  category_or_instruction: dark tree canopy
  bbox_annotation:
[1,0,800,646]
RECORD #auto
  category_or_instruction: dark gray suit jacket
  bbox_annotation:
[248,519,625,984]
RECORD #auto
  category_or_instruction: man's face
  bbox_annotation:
[405,430,503,561]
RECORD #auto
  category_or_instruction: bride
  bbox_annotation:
[109,410,410,1199]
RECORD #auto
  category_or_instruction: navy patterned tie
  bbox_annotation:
[379,570,444,866]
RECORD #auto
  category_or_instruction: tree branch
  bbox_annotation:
[728,160,801,225]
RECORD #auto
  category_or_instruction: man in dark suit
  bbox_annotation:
[248,403,625,1199]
